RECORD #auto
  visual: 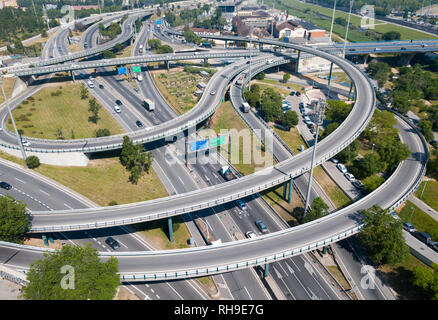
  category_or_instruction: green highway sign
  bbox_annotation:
[132,66,141,73]
[209,135,227,147]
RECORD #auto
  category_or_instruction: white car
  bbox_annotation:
[336,163,347,173]
[137,74,143,81]
[210,90,216,95]
[114,106,121,113]
[344,172,356,181]
[22,140,30,147]
[303,116,312,124]
[245,231,257,239]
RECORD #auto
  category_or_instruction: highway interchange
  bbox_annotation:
[0,8,434,299]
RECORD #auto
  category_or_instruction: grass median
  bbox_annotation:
[7,83,124,139]
[415,180,438,212]
[398,200,438,242]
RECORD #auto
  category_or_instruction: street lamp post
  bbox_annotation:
[329,0,337,44]
[420,179,428,199]
[343,0,354,57]
[0,76,28,167]
[249,26,253,91]
[303,99,327,217]
[409,206,415,224]
[371,143,375,153]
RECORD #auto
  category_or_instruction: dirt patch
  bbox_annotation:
[114,286,141,300]
[23,236,63,250]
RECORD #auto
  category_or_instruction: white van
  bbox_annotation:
[137,74,143,81]
[87,80,94,88]
[114,106,121,113]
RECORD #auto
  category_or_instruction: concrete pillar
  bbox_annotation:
[71,70,75,82]
[283,181,288,200]
[399,53,415,66]
[259,42,263,50]
[166,60,169,71]
[288,178,293,204]
[295,50,301,74]
[322,245,327,254]
[225,40,227,48]
[327,62,333,87]
[348,82,353,100]
[363,54,369,65]
[264,263,269,278]
[203,58,208,66]
[168,217,174,242]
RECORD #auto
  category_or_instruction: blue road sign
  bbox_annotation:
[156,19,162,25]
[190,140,207,152]
[117,67,127,74]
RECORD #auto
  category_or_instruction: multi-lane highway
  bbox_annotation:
[0,18,430,288]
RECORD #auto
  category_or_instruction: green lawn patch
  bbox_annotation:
[273,126,307,154]
[7,83,124,139]
[35,157,168,206]
[398,200,438,242]
[416,180,438,212]
[313,166,352,209]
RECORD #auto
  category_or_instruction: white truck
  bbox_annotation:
[143,98,155,111]
[139,44,144,53]
[241,102,250,113]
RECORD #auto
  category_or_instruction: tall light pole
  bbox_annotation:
[0,76,28,167]
[420,179,428,199]
[343,0,354,57]
[303,99,327,217]
[249,25,253,91]
[329,0,337,44]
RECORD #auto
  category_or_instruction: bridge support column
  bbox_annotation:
[71,70,75,83]
[399,53,416,66]
[168,217,174,242]
[203,58,208,66]
[327,62,333,87]
[363,54,369,65]
[264,263,269,278]
[288,178,293,204]
[322,245,327,254]
[224,40,227,48]
[295,50,301,74]
[348,82,354,100]
[259,42,263,50]
[283,181,288,200]
[165,60,169,71]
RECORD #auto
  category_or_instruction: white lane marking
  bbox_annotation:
[97,241,102,245]
[117,239,128,249]
[177,176,185,186]
[150,288,155,293]
[289,259,301,272]
[127,282,150,300]
[39,189,50,196]
[156,295,160,299]
[243,286,253,300]
[15,178,25,183]
[301,254,337,300]
[165,282,184,300]
[64,203,73,210]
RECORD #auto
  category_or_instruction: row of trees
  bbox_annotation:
[147,38,173,54]
[120,136,154,184]
[243,84,298,130]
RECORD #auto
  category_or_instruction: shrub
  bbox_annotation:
[26,156,40,169]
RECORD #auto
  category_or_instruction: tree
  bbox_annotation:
[147,38,162,50]
[23,244,120,300]
[351,153,385,179]
[383,31,401,41]
[157,7,161,17]
[362,174,385,193]
[26,155,40,169]
[321,122,339,139]
[303,197,329,223]
[129,166,141,184]
[391,90,411,115]
[102,49,116,59]
[95,128,111,137]
[260,87,282,122]
[243,84,261,108]
[255,71,265,80]
[80,83,88,100]
[158,44,173,54]
[359,205,410,265]
[183,25,201,44]
[0,196,29,243]
[326,100,352,124]
[335,17,347,26]
[377,139,410,171]
[336,139,360,164]
[165,11,176,27]
[88,98,101,124]
[280,110,298,130]
[282,73,291,83]
[418,120,434,142]
[367,60,391,87]
[120,136,137,169]
[412,263,438,300]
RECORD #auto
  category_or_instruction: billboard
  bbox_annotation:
[189,139,207,152]
[117,67,127,74]
[132,66,141,73]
